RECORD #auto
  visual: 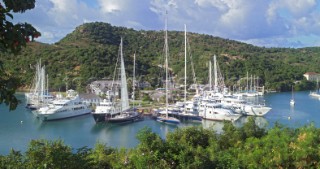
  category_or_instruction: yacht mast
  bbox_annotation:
[184,24,187,112]
[132,53,136,108]
[165,12,169,118]
[214,55,217,92]
[209,60,212,91]
[246,71,249,92]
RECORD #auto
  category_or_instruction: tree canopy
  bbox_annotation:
[0,0,40,110]
[2,119,320,168]
[2,22,320,96]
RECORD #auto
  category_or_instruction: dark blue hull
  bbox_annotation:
[176,114,202,122]
[106,113,142,124]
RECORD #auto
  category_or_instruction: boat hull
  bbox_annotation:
[176,113,202,122]
[38,109,92,121]
[243,106,271,116]
[92,113,107,123]
[201,114,241,122]
[106,112,142,123]
[156,116,180,124]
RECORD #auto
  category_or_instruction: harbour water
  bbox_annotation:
[0,91,319,155]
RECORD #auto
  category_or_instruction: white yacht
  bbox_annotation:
[309,78,320,98]
[92,98,120,122]
[203,90,271,116]
[36,90,92,121]
[95,39,141,123]
[199,102,241,121]
[309,91,320,98]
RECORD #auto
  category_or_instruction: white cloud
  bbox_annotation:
[98,0,125,13]
[48,0,100,27]
[10,0,320,47]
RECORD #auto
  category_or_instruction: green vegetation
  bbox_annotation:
[1,22,320,93]
[1,118,320,168]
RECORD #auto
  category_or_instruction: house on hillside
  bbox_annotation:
[79,93,101,106]
[89,80,120,96]
[303,72,320,81]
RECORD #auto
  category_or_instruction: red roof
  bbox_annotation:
[304,72,319,75]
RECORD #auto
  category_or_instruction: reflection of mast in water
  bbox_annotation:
[288,105,295,120]
[160,124,170,137]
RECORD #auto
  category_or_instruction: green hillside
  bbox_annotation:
[1,22,319,92]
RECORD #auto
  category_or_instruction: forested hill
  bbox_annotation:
[2,22,320,92]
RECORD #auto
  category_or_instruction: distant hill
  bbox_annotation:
[1,22,319,92]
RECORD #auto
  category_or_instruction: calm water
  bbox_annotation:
[0,91,319,155]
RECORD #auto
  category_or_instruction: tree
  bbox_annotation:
[0,0,40,110]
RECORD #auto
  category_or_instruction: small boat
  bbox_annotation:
[156,115,180,124]
[290,99,295,106]
[290,85,295,106]
[309,78,320,98]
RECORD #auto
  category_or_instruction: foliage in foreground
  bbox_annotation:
[1,118,320,168]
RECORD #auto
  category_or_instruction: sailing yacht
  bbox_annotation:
[290,85,295,106]
[92,92,120,122]
[103,38,141,123]
[309,78,320,98]
[176,24,202,122]
[25,60,53,110]
[156,14,180,125]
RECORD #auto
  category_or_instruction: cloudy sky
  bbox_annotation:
[12,0,320,48]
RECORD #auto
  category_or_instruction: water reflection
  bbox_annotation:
[201,120,224,133]
[234,116,268,128]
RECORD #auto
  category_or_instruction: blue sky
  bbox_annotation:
[11,0,320,48]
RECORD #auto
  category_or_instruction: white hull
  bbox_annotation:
[200,108,241,121]
[242,105,271,116]
[309,92,320,98]
[38,108,91,121]
[199,103,241,121]
[290,99,295,106]
[36,91,92,121]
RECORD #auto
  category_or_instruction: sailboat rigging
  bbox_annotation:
[156,13,180,125]
[103,38,141,123]
[176,24,202,122]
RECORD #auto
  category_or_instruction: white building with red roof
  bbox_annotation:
[304,72,320,81]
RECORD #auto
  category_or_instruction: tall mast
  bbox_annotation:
[246,71,249,92]
[165,11,169,118]
[46,74,49,95]
[214,55,217,92]
[250,74,253,92]
[209,60,212,91]
[132,53,136,108]
[184,24,187,112]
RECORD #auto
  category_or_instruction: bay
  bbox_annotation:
[0,91,319,155]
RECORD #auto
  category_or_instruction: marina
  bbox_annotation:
[1,91,320,155]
